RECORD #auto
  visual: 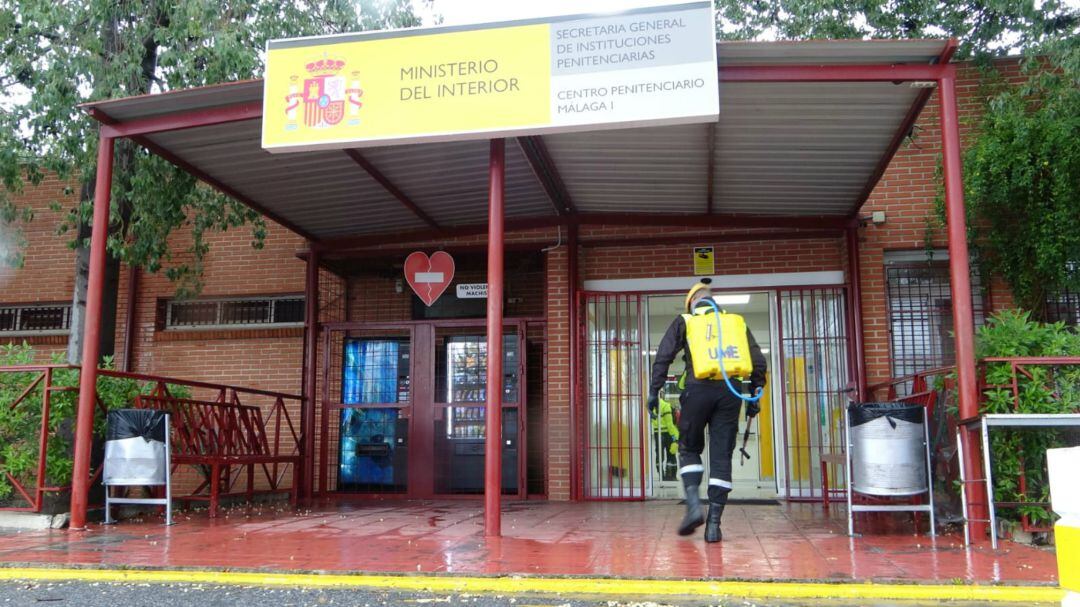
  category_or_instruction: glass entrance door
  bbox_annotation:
[644,292,778,501]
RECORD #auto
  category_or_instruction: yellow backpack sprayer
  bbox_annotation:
[682,296,764,465]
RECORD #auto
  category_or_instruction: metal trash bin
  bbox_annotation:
[848,402,928,496]
[103,409,172,525]
[844,402,934,536]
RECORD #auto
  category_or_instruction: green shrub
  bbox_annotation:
[975,310,1080,525]
[0,343,142,506]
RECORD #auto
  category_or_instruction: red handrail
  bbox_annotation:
[0,364,301,513]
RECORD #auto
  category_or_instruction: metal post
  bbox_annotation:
[485,138,505,537]
[844,406,855,537]
[939,70,987,538]
[302,244,320,503]
[845,226,868,400]
[164,413,173,526]
[70,134,115,531]
[923,406,936,537]
[567,223,579,500]
[956,430,970,546]
[981,417,998,549]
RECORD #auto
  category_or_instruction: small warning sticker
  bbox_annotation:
[693,246,715,276]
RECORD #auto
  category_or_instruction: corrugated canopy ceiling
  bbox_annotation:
[84,39,952,243]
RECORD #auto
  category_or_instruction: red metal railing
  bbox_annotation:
[0,364,302,514]
[868,365,954,417]
[977,356,1080,532]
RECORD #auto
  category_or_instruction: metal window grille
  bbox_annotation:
[1044,263,1080,325]
[0,303,72,333]
[885,260,985,389]
[1044,288,1080,325]
[580,292,646,501]
[778,287,850,501]
[166,295,305,329]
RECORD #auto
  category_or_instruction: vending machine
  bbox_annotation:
[439,335,519,494]
[338,338,409,492]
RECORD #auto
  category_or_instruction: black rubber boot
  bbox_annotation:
[677,486,705,536]
[704,503,724,543]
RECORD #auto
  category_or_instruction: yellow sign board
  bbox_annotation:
[262,2,718,152]
[693,246,715,275]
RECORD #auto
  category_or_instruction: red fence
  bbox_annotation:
[0,364,302,514]
[976,356,1080,532]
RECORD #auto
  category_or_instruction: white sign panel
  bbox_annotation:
[262,2,719,151]
[457,283,488,299]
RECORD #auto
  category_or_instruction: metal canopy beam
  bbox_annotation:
[315,211,850,253]
[98,101,262,139]
[851,40,958,214]
[719,63,951,82]
[574,212,851,230]
[87,108,319,242]
[516,136,575,215]
[344,149,441,230]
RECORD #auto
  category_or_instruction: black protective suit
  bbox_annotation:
[648,305,767,507]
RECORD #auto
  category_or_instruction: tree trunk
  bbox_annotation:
[66,182,122,366]
[67,5,160,367]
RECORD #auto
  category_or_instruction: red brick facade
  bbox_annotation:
[0,61,1029,502]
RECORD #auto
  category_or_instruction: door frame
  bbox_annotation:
[319,317,539,500]
[641,290,780,500]
[574,271,852,502]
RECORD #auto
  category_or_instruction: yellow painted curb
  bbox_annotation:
[0,567,1065,604]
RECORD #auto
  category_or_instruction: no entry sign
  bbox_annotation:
[404,251,456,306]
[262,2,718,152]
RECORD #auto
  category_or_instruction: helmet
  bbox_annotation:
[684,278,713,312]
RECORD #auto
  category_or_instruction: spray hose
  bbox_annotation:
[700,297,763,403]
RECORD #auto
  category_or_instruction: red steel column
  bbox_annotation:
[567,223,579,500]
[69,134,115,530]
[485,139,505,537]
[845,226,868,400]
[939,70,988,538]
[302,243,320,502]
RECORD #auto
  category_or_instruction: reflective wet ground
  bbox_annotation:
[0,501,1058,584]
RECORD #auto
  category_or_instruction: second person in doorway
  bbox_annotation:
[647,279,767,542]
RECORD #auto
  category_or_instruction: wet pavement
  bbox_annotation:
[0,580,1033,607]
[0,500,1059,585]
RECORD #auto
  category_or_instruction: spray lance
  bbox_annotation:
[698,297,763,466]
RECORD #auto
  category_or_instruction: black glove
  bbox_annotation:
[745,385,762,418]
[745,400,761,419]
[647,394,659,418]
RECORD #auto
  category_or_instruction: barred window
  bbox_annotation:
[165,295,305,329]
[0,303,72,334]
[1044,263,1080,326]
[885,251,985,383]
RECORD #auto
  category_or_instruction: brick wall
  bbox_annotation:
[116,221,308,396]
[857,58,1027,387]
[0,175,78,362]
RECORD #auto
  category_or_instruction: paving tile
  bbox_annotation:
[0,501,1059,584]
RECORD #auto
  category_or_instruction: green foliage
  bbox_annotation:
[0,0,421,294]
[961,53,1080,316]
[714,2,1079,321]
[0,343,164,505]
[975,310,1080,524]
[713,0,1078,59]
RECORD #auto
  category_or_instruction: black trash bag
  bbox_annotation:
[848,402,924,428]
[106,409,168,443]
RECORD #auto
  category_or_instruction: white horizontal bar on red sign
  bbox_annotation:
[413,272,445,283]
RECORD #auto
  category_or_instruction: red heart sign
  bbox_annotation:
[404,251,455,307]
